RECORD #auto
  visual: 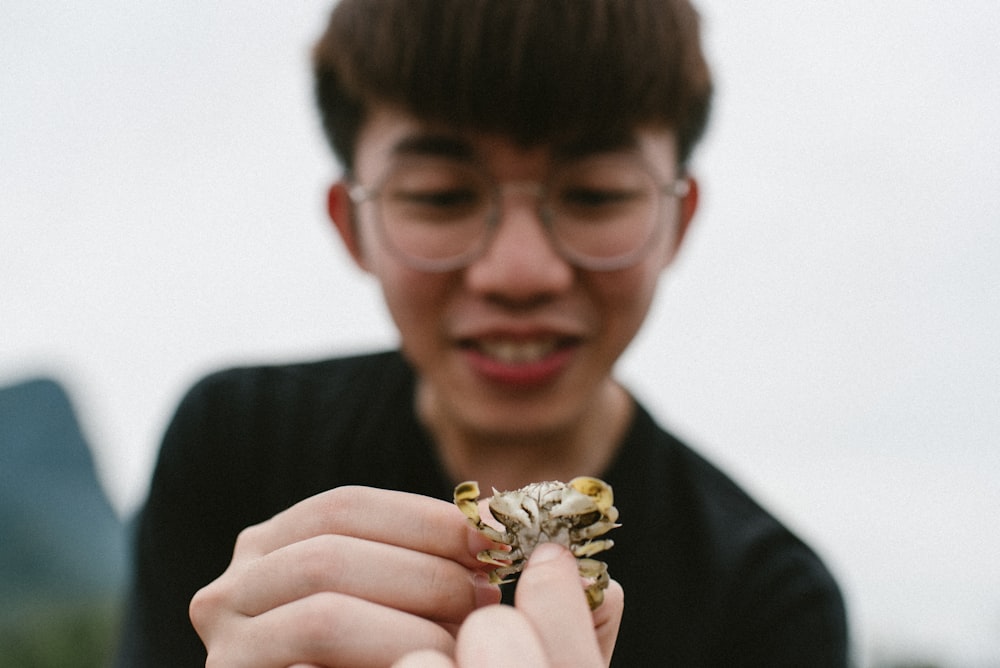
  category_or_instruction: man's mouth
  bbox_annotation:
[474,338,562,365]
[459,335,580,388]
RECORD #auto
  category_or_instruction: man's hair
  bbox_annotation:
[313,0,713,172]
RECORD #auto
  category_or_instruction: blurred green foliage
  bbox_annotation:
[0,599,121,668]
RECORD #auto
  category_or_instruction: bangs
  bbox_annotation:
[315,0,711,168]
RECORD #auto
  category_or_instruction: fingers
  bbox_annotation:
[391,649,456,668]
[191,486,505,667]
[202,592,456,668]
[232,486,496,568]
[454,605,548,667]
[592,579,624,663]
[219,534,497,624]
[514,543,623,668]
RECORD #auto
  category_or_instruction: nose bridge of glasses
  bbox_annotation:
[495,180,546,210]
[492,179,560,240]
[483,179,565,259]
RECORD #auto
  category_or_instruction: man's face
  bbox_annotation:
[330,108,696,444]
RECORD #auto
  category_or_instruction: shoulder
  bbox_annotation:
[623,404,806,555]
[173,350,410,426]
[185,349,410,405]
[145,350,421,526]
[158,350,413,471]
[614,405,849,663]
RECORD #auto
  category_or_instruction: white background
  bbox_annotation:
[3,2,998,665]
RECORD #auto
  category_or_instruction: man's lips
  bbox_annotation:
[459,333,581,362]
[472,338,561,364]
[458,336,581,387]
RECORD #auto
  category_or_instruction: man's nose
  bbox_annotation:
[464,183,574,304]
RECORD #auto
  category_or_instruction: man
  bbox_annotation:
[118,1,849,666]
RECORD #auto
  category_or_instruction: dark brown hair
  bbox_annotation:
[313,0,713,171]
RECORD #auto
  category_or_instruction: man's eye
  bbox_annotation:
[398,188,479,208]
[559,187,639,207]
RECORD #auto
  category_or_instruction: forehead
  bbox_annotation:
[353,107,679,178]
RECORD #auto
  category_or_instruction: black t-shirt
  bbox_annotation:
[117,350,848,666]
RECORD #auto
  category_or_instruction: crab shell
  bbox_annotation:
[453,477,619,608]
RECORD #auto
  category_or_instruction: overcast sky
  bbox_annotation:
[3,2,999,665]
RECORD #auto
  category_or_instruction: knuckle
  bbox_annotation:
[421,562,476,620]
[318,485,368,528]
[327,484,368,507]
[294,605,332,646]
[204,650,238,668]
[204,654,223,668]
[289,593,350,652]
[189,579,244,655]
[296,534,347,588]
[188,567,243,633]
[188,581,221,630]
[232,521,266,555]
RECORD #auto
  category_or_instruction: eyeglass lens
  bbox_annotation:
[371,156,677,271]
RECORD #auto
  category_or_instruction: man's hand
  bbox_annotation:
[392,542,625,668]
[189,486,502,667]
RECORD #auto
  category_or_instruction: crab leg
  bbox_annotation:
[577,557,610,609]
[571,538,615,558]
[568,477,616,516]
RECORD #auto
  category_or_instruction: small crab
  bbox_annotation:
[454,477,620,609]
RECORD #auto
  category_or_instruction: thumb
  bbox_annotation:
[515,543,623,667]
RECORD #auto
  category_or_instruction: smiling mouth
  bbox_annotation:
[459,336,579,387]
[462,334,584,365]
[475,339,561,364]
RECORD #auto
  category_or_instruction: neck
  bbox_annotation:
[418,379,633,493]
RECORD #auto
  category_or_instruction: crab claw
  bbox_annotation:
[454,481,483,524]
[568,476,615,517]
[454,480,506,543]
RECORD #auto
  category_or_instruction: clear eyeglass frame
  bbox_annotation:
[348,156,690,273]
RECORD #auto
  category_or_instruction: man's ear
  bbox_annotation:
[663,176,699,268]
[327,182,370,272]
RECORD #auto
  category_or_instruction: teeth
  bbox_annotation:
[478,339,559,364]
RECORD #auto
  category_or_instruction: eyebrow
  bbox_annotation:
[552,131,641,161]
[391,133,477,161]
[388,129,642,164]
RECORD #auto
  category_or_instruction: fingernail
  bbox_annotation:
[467,525,499,554]
[529,542,568,564]
[473,572,501,607]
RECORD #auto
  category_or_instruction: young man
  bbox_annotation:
[118,1,849,666]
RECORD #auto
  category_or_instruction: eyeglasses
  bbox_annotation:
[348,155,689,272]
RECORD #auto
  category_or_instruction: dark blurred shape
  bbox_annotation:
[0,377,126,667]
